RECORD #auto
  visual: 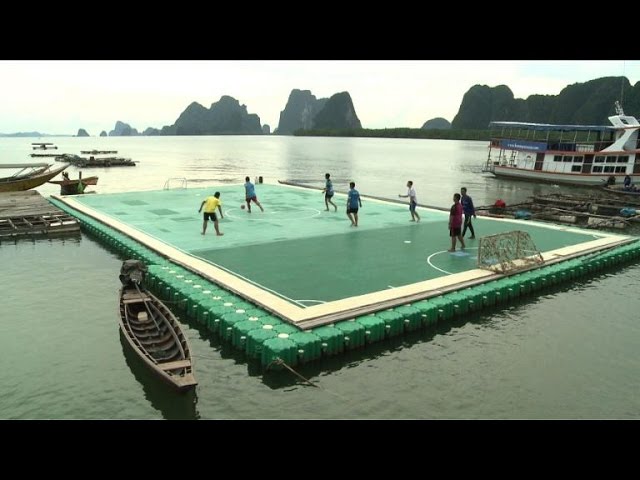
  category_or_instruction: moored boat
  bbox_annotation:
[483,101,640,186]
[0,163,69,193]
[602,184,640,196]
[48,172,98,195]
[118,260,197,392]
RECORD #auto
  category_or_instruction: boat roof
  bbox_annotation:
[489,121,616,132]
[1,163,49,168]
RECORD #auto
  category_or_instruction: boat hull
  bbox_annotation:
[48,176,99,195]
[0,164,69,193]
[118,286,197,392]
[491,166,640,186]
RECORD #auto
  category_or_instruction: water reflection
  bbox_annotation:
[119,332,200,420]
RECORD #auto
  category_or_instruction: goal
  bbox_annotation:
[477,230,544,273]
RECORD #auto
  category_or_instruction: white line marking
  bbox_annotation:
[426,247,480,275]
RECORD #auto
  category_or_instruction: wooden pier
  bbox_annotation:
[0,191,80,239]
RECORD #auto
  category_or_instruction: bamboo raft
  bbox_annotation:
[478,191,640,230]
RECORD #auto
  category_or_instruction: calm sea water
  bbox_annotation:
[1,136,639,419]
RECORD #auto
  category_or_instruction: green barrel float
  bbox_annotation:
[394,305,422,331]
[232,318,265,349]
[205,304,236,334]
[220,312,249,341]
[311,325,345,355]
[375,309,404,337]
[335,320,365,349]
[262,335,299,369]
[412,300,439,327]
[462,288,484,312]
[244,308,269,319]
[430,296,454,321]
[273,324,300,335]
[196,297,221,324]
[185,290,215,319]
[355,315,386,343]
[258,315,284,328]
[246,325,278,359]
[472,285,496,308]
[445,292,470,316]
[229,300,256,312]
[289,331,322,363]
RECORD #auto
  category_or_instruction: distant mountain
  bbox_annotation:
[452,76,639,129]
[312,92,362,130]
[99,131,107,137]
[262,124,271,134]
[109,121,139,136]
[143,127,161,136]
[77,128,90,137]
[277,90,361,133]
[276,89,328,134]
[0,131,48,137]
[421,117,451,129]
[156,96,262,135]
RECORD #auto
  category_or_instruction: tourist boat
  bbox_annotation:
[0,163,69,193]
[483,102,640,186]
[118,260,197,392]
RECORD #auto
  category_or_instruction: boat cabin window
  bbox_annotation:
[571,165,582,172]
[604,166,615,173]
[554,155,562,162]
[615,166,627,173]
[595,156,605,163]
[617,156,629,163]
[573,156,583,163]
[563,156,573,162]
[593,166,603,172]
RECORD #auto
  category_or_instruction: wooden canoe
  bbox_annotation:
[119,285,197,392]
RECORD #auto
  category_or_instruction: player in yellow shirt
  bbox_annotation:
[198,192,224,236]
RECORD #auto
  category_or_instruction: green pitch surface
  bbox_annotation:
[72,184,602,307]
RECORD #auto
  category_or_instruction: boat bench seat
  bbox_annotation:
[159,359,191,371]
[123,292,151,304]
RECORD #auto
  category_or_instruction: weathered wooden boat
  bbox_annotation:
[602,184,640,196]
[48,172,98,195]
[118,260,197,392]
[0,163,69,193]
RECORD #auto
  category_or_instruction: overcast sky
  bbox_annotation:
[1,60,638,135]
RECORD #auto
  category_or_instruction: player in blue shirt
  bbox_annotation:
[460,187,476,239]
[346,181,362,227]
[244,176,264,213]
[322,173,337,212]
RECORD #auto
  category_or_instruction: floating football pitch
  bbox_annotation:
[57,183,628,327]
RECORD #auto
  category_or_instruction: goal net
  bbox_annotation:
[477,230,544,274]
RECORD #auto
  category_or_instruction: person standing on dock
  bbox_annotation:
[244,176,264,213]
[448,193,465,252]
[347,182,362,227]
[398,180,420,222]
[322,173,337,212]
[198,192,224,236]
[460,187,476,239]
